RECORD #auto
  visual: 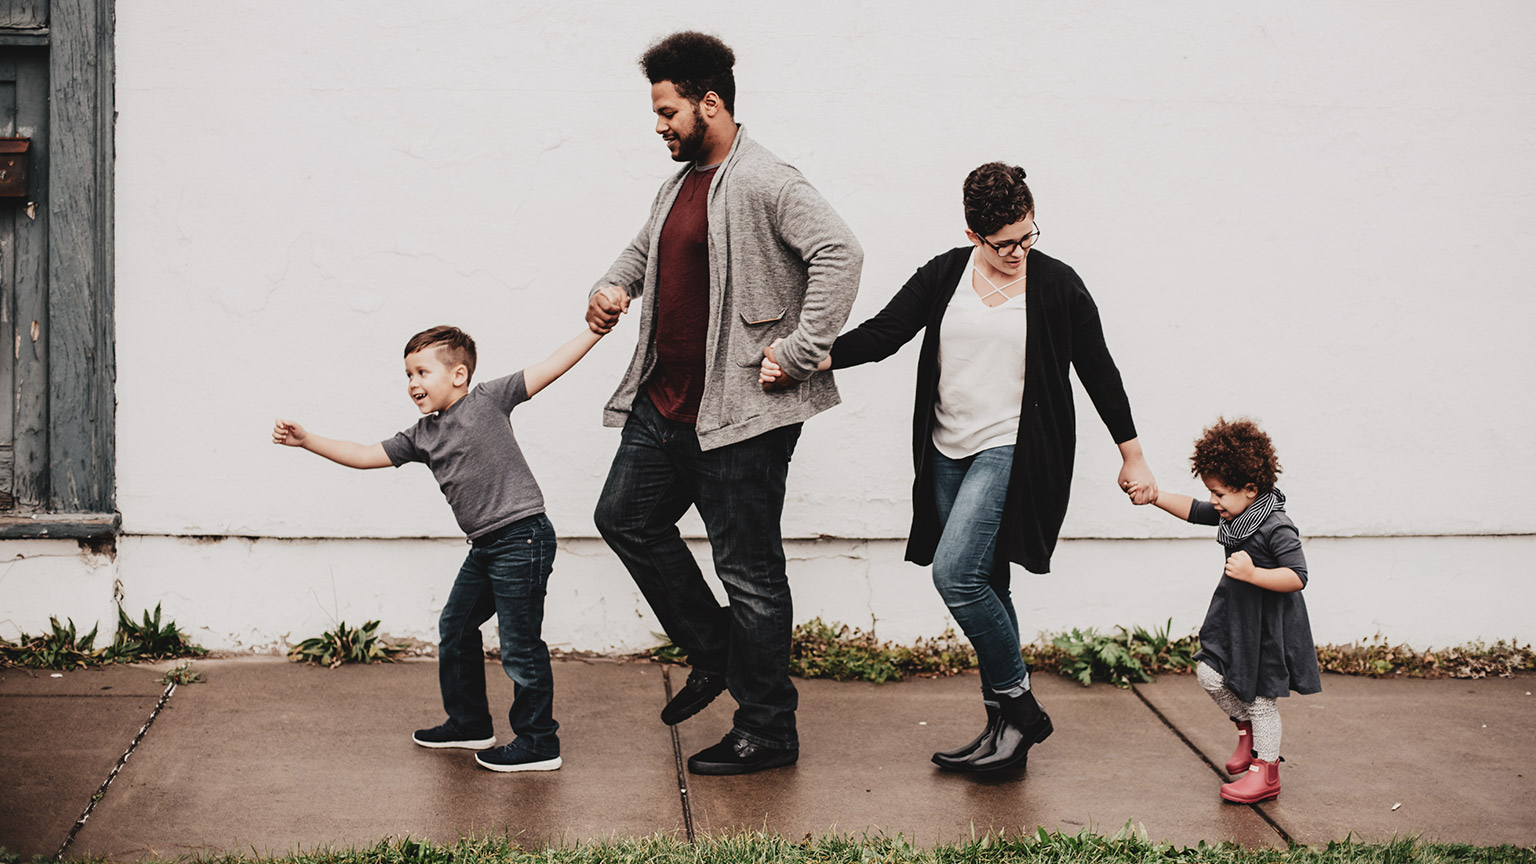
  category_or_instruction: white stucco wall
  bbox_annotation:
[4,2,1534,652]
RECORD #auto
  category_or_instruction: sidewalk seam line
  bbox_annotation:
[54,680,178,860]
[1129,684,1295,847]
[662,666,697,843]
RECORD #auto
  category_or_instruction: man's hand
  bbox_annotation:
[272,419,308,448]
[586,285,631,335]
[1224,550,1256,583]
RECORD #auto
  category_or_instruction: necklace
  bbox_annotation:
[972,263,1026,307]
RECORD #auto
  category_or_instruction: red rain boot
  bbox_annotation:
[1225,720,1254,774]
[1220,757,1281,803]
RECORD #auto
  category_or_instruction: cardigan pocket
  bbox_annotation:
[734,306,789,367]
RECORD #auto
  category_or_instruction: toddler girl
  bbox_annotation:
[1129,417,1320,802]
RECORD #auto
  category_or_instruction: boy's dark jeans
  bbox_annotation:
[595,392,803,750]
[438,513,559,756]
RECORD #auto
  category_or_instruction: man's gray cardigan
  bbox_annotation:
[593,126,863,450]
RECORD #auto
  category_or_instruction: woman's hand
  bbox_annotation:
[1116,439,1158,505]
[759,340,792,389]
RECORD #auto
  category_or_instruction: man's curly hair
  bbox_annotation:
[1190,417,1281,493]
[404,325,477,383]
[639,31,736,115]
[963,162,1034,238]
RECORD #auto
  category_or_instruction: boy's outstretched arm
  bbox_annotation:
[524,328,603,397]
[272,420,391,469]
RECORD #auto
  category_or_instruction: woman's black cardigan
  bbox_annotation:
[831,247,1138,575]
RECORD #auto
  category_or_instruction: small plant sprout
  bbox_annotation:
[287,620,409,669]
[158,663,204,685]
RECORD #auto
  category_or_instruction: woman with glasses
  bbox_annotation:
[761,162,1158,775]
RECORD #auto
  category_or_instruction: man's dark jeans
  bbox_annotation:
[438,513,559,756]
[595,392,802,749]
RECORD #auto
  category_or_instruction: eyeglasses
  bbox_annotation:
[976,224,1041,256]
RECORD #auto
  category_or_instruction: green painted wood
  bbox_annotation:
[45,0,110,513]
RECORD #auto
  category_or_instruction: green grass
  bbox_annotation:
[19,831,1531,864]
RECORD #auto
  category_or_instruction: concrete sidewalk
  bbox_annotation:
[1,657,1531,860]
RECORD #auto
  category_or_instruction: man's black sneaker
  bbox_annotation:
[661,669,729,725]
[475,742,563,772]
[686,732,797,775]
[412,721,496,750]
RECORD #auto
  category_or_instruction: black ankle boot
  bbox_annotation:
[931,700,1000,770]
[961,688,1052,774]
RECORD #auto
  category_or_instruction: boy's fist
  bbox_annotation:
[272,419,308,447]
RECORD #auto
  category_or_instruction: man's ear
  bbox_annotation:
[699,91,722,118]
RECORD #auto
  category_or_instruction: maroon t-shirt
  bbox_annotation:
[646,165,717,422]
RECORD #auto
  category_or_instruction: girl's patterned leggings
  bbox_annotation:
[1196,661,1281,761]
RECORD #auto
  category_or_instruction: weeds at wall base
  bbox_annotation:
[287,620,410,669]
[648,619,1535,687]
[0,603,206,670]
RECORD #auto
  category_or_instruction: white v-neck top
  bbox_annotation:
[932,249,1028,459]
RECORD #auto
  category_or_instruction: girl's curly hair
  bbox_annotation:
[962,162,1033,238]
[1190,417,1281,493]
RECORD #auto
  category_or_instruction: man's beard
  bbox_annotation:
[671,111,709,163]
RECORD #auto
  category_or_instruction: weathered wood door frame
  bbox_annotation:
[0,0,115,540]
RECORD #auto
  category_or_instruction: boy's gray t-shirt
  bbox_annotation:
[381,371,545,539]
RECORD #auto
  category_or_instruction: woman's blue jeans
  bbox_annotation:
[437,513,559,756]
[930,444,1028,692]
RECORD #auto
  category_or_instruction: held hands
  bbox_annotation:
[1118,463,1159,506]
[272,419,308,448]
[1224,550,1256,583]
[759,339,797,391]
[586,285,630,335]
[759,338,832,391]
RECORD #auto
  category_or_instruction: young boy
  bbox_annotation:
[272,324,603,772]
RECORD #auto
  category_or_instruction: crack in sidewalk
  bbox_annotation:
[54,680,178,860]
[661,666,697,843]
[1130,684,1294,846]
